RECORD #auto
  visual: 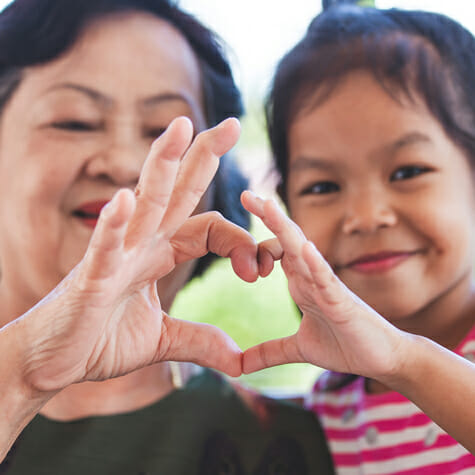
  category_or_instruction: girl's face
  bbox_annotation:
[286,72,475,323]
[0,12,208,314]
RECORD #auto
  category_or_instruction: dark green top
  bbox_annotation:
[2,369,334,475]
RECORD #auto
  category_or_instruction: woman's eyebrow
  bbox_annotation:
[141,92,191,108]
[45,83,111,106]
[45,83,191,108]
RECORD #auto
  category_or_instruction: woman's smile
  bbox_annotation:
[0,12,207,303]
[73,200,110,228]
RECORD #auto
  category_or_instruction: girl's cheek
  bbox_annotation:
[293,206,334,251]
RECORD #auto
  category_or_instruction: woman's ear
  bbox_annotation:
[276,181,287,206]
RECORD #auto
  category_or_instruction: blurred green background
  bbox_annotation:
[171,108,322,395]
[171,224,322,395]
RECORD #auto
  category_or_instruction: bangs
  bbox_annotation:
[289,33,453,131]
[267,7,475,189]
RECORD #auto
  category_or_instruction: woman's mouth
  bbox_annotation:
[345,251,419,274]
[73,201,109,229]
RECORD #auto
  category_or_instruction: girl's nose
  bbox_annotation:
[342,191,397,235]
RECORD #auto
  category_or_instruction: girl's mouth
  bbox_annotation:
[73,201,109,229]
[345,251,419,274]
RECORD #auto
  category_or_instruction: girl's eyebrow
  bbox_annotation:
[384,132,432,155]
[290,132,432,172]
[289,156,335,172]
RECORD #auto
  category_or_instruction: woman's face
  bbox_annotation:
[285,72,475,327]
[0,12,207,312]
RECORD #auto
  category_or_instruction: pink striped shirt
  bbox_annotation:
[307,325,475,474]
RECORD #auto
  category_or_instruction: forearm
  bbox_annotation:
[380,333,475,454]
[0,319,55,462]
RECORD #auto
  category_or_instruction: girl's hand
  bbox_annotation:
[241,191,407,380]
[16,117,255,394]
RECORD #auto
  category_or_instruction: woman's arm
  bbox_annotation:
[241,191,475,454]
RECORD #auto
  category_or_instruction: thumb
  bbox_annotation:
[158,313,243,377]
[242,334,304,374]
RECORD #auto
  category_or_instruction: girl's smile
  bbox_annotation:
[342,249,423,274]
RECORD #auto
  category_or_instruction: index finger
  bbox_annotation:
[159,118,241,238]
[241,191,310,275]
[170,211,259,282]
[126,117,193,244]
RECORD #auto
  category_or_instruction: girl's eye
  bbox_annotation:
[390,165,432,181]
[300,181,340,195]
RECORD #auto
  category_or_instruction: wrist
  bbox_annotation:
[376,330,431,392]
[0,319,56,462]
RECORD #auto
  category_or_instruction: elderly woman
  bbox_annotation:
[0,0,333,473]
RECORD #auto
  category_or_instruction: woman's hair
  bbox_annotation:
[0,0,249,277]
[267,6,475,196]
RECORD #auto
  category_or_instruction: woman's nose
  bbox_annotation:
[342,189,397,235]
[84,134,146,187]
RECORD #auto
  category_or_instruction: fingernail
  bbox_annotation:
[252,258,259,277]
[101,193,117,217]
[246,190,261,201]
[222,116,240,129]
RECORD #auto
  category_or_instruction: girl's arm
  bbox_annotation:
[241,191,475,454]
[383,333,475,454]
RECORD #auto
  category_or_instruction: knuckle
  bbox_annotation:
[192,130,213,155]
[150,136,164,153]
[207,210,225,222]
[189,186,208,202]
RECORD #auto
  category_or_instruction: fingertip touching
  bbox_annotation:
[204,323,243,377]
[230,244,259,283]
[257,247,275,278]
[242,346,264,375]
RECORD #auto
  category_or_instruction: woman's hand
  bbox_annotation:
[15,117,256,394]
[241,191,407,380]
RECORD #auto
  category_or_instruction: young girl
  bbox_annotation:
[0,1,334,473]
[242,5,475,473]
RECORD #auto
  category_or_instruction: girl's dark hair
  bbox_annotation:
[267,6,475,195]
[0,0,249,277]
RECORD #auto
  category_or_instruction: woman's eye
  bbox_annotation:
[300,181,340,195]
[50,120,100,132]
[143,127,166,139]
[390,165,431,181]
